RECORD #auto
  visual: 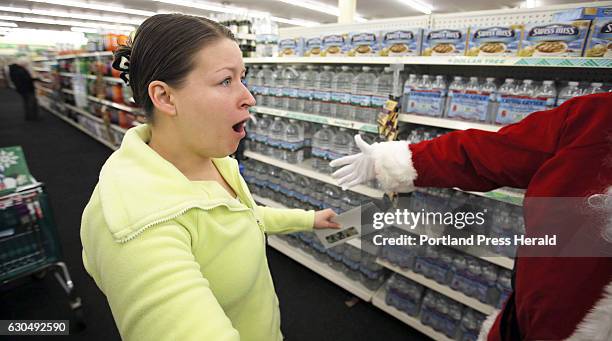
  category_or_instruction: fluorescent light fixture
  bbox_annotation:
[27,0,156,17]
[275,0,367,21]
[0,15,135,32]
[0,21,17,27]
[154,0,268,17]
[0,6,144,25]
[270,16,320,27]
[396,0,433,14]
[520,0,539,9]
[71,26,98,33]
[0,27,88,45]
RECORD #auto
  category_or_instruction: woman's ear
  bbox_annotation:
[148,80,177,117]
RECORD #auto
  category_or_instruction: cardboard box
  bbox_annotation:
[321,33,350,57]
[379,29,422,56]
[584,17,612,57]
[304,37,323,57]
[467,25,523,56]
[278,38,304,57]
[348,31,380,57]
[422,28,469,56]
[519,20,591,57]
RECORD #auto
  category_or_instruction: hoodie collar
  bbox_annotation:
[98,124,248,242]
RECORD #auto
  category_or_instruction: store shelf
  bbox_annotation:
[37,78,53,84]
[253,194,361,249]
[251,106,378,133]
[398,113,500,132]
[32,67,50,72]
[74,51,114,58]
[376,258,496,315]
[62,89,74,95]
[59,72,76,77]
[42,103,118,151]
[64,103,103,124]
[244,151,385,198]
[236,33,256,41]
[35,85,53,94]
[82,74,125,83]
[87,96,142,114]
[253,194,287,209]
[458,188,524,206]
[244,56,612,68]
[371,286,454,341]
[267,235,374,301]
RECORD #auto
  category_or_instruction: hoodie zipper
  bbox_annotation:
[117,203,251,243]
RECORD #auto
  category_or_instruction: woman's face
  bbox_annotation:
[169,38,255,158]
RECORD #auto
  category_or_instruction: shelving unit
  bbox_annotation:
[41,103,118,151]
[376,258,497,315]
[86,96,142,114]
[244,150,385,198]
[267,235,374,301]
[398,113,500,132]
[244,56,612,68]
[251,106,378,133]
[371,286,454,341]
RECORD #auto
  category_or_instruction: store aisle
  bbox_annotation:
[0,89,426,341]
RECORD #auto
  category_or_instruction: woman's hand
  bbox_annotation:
[313,209,341,229]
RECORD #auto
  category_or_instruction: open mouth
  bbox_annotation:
[232,118,249,133]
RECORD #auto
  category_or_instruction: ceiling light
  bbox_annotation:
[0,5,143,25]
[396,0,433,14]
[520,0,539,9]
[0,21,17,27]
[27,0,156,17]
[0,15,135,32]
[154,0,269,17]
[275,0,367,21]
[270,17,320,27]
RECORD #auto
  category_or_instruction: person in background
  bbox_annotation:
[331,93,612,341]
[8,57,38,121]
[81,14,339,341]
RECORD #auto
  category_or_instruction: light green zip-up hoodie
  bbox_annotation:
[81,124,314,341]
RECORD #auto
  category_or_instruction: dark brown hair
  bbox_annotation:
[113,13,235,120]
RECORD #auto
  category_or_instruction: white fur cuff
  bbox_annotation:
[372,141,418,192]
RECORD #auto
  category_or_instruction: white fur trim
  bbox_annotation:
[372,141,417,192]
[566,280,612,341]
[477,309,500,341]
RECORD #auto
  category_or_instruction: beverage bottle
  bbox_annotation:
[371,66,394,124]
[557,81,583,106]
[311,124,333,171]
[314,65,334,117]
[495,78,517,125]
[585,82,605,95]
[297,65,317,113]
[537,80,557,110]
[269,66,284,108]
[445,76,465,118]
[246,65,259,96]
[331,65,354,120]
[329,127,352,162]
[255,114,272,147]
[268,117,286,158]
[283,119,305,164]
[351,66,376,123]
[257,65,273,107]
[431,75,447,117]
[282,67,300,111]
[401,73,418,113]
[482,77,498,122]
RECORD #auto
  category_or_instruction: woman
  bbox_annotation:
[81,14,339,341]
[331,92,612,340]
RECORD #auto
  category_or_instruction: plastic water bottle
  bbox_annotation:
[515,79,536,97]
[269,67,285,108]
[255,114,272,146]
[268,117,286,155]
[445,76,465,117]
[482,77,498,122]
[246,65,259,95]
[329,127,352,161]
[297,65,317,114]
[586,82,605,95]
[432,75,448,117]
[371,67,394,123]
[282,67,300,111]
[401,73,418,113]
[557,81,582,106]
[351,66,376,123]
[283,119,304,164]
[256,65,272,107]
[538,80,557,109]
[331,66,354,120]
[314,65,334,117]
[323,184,342,212]
[498,78,516,99]
[311,124,333,172]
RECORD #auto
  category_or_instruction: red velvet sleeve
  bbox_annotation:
[409,101,572,192]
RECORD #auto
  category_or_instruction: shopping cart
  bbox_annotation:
[0,182,85,328]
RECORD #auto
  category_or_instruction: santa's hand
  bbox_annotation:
[330,135,377,190]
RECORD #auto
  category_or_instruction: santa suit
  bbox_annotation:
[375,93,612,340]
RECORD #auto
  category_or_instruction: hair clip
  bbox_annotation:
[112,53,131,85]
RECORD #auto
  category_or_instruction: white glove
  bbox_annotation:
[330,135,378,190]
